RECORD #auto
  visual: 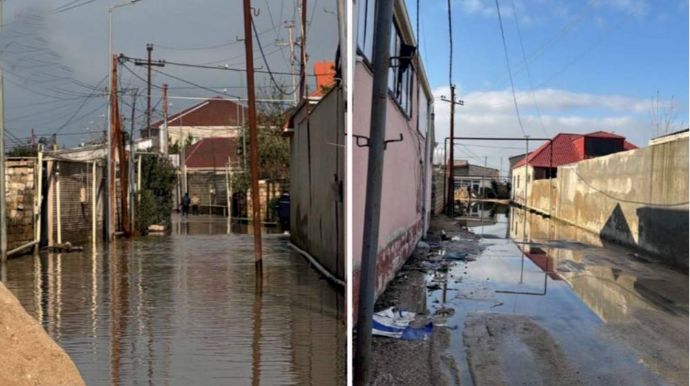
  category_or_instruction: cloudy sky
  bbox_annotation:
[0,0,339,148]
[405,0,689,173]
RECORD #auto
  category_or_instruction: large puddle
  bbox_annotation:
[427,204,688,386]
[2,214,345,385]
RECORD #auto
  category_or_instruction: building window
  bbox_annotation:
[356,0,375,61]
[388,22,414,118]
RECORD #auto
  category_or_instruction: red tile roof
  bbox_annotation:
[513,131,638,169]
[184,137,238,169]
[153,97,248,128]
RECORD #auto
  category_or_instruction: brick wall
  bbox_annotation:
[5,159,36,251]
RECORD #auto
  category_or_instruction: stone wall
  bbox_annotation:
[5,159,36,251]
[526,135,689,267]
[247,180,284,222]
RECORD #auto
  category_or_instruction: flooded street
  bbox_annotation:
[427,204,688,386]
[2,215,345,386]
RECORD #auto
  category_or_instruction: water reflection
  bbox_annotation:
[2,216,344,386]
[444,202,687,385]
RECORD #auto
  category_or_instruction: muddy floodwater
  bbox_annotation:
[428,204,688,386]
[2,215,345,386]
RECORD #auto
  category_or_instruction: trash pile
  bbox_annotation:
[372,308,434,341]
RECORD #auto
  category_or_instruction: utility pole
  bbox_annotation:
[299,0,307,100]
[277,22,297,105]
[243,0,264,279]
[134,51,165,147]
[129,89,137,235]
[162,83,169,156]
[0,69,6,265]
[440,86,464,218]
[111,55,130,236]
[146,43,153,139]
[354,0,395,383]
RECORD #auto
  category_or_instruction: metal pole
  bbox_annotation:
[0,69,6,264]
[443,138,447,215]
[354,0,395,383]
[146,43,153,140]
[35,147,43,253]
[243,0,264,277]
[107,8,114,242]
[92,161,97,246]
[300,0,307,100]
[162,83,169,156]
[524,136,529,207]
[56,164,62,245]
[446,85,456,217]
[130,89,137,233]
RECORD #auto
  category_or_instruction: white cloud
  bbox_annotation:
[429,86,670,169]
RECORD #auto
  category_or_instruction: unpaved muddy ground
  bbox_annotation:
[371,205,688,386]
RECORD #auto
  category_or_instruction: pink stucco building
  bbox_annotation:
[352,0,435,317]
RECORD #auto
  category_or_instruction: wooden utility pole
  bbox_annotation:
[111,55,130,236]
[146,43,153,139]
[162,83,169,156]
[243,0,263,278]
[441,86,463,218]
[299,0,307,100]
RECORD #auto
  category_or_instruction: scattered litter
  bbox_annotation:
[434,307,455,317]
[451,236,461,241]
[441,230,450,241]
[373,308,434,340]
[427,283,441,291]
[444,252,468,261]
[417,241,430,249]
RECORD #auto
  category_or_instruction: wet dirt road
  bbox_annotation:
[427,205,688,386]
[2,215,345,386]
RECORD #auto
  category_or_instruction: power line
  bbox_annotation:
[494,0,526,137]
[251,19,297,96]
[447,0,453,85]
[509,0,547,138]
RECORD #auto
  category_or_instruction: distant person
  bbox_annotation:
[191,194,200,216]
[181,193,190,217]
[276,192,290,232]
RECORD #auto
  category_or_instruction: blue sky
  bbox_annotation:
[406,0,689,171]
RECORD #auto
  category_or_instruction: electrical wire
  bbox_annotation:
[509,0,547,138]
[252,19,297,96]
[494,0,527,137]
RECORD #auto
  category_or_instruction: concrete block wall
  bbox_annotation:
[5,159,36,251]
[187,171,229,214]
[431,167,445,215]
[526,136,689,267]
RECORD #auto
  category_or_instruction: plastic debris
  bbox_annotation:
[444,252,469,261]
[372,308,434,340]
[417,241,430,249]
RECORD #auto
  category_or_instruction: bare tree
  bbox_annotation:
[649,91,686,137]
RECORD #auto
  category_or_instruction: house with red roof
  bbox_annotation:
[511,131,637,203]
[143,97,248,153]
